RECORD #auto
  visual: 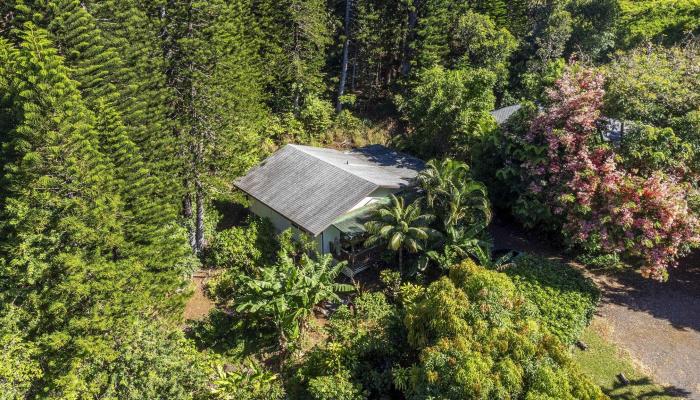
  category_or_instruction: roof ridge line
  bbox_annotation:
[285,144,378,185]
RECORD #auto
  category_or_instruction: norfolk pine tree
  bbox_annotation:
[0,25,166,395]
[163,0,268,252]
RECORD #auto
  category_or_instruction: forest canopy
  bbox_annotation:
[1,0,699,398]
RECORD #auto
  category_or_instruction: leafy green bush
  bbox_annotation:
[379,269,402,300]
[298,292,403,398]
[396,65,496,161]
[577,252,624,272]
[300,95,334,139]
[399,260,606,400]
[206,216,276,271]
[307,372,366,400]
[210,357,285,400]
[505,254,600,344]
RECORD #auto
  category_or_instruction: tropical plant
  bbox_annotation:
[425,225,490,270]
[417,159,470,209]
[442,179,492,229]
[234,254,353,354]
[364,195,439,274]
[210,357,285,400]
[417,158,491,230]
[399,260,607,400]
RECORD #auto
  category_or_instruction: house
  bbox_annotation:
[491,104,522,125]
[491,103,628,143]
[234,144,425,272]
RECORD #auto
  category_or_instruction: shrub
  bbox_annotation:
[396,65,497,161]
[299,292,403,398]
[299,95,334,139]
[505,255,600,344]
[503,64,700,280]
[399,260,606,400]
[307,372,366,400]
[210,357,285,400]
[206,216,276,272]
[379,269,402,300]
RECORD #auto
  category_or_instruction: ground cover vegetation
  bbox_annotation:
[1,0,699,398]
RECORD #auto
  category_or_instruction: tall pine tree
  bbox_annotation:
[0,24,173,395]
[163,0,269,252]
[43,0,194,278]
[253,0,332,114]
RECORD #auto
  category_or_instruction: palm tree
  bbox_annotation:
[443,179,491,229]
[417,158,491,229]
[417,158,470,208]
[364,195,439,273]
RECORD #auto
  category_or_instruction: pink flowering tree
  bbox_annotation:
[509,65,700,280]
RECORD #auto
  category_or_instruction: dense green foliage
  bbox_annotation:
[206,217,277,272]
[505,255,600,344]
[2,0,698,397]
[296,260,606,399]
[397,66,496,160]
[234,253,353,353]
[617,0,700,49]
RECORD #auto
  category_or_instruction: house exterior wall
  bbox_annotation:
[249,198,340,255]
[250,198,293,232]
[318,225,341,255]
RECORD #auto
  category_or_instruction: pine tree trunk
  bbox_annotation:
[183,192,193,218]
[336,0,352,112]
[182,192,196,250]
[400,0,419,77]
[351,47,357,91]
[194,181,205,253]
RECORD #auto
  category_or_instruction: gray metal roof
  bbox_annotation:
[491,104,522,125]
[235,144,424,236]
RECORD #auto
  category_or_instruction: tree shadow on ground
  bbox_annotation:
[595,264,700,332]
[185,309,277,359]
[605,377,692,399]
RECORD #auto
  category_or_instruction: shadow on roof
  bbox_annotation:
[352,144,425,170]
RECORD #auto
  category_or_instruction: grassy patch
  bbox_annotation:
[572,319,685,400]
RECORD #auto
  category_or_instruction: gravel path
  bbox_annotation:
[490,222,700,399]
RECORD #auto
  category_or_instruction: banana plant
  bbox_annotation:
[235,253,353,356]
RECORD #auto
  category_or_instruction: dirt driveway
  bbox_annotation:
[490,222,700,399]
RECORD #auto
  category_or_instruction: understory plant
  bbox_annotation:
[505,254,600,344]
[234,253,353,355]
